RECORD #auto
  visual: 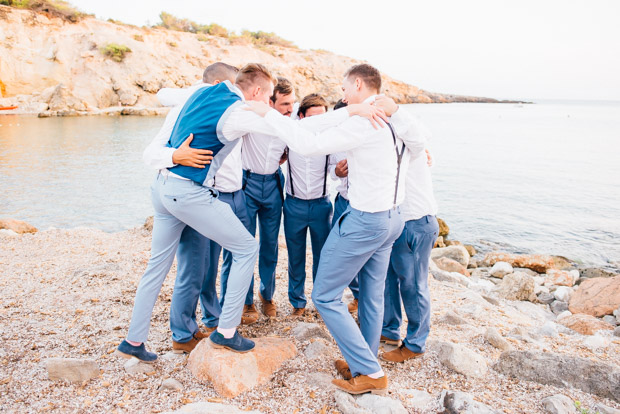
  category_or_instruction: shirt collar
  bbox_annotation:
[226,80,246,101]
[363,94,379,104]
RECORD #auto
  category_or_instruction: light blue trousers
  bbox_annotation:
[169,190,250,343]
[127,174,258,342]
[331,193,359,300]
[284,195,333,309]
[242,169,284,303]
[382,215,438,353]
[312,206,403,377]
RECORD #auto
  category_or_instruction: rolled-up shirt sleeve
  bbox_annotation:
[142,106,181,170]
[390,108,430,158]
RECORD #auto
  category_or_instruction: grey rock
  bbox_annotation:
[579,267,618,279]
[541,394,576,414]
[162,402,263,414]
[482,294,501,306]
[436,341,488,378]
[356,394,408,414]
[595,403,620,414]
[602,315,618,326]
[45,358,100,382]
[615,326,620,337]
[492,271,536,302]
[304,340,330,360]
[494,350,620,402]
[333,390,370,414]
[291,322,331,342]
[160,378,183,392]
[613,306,620,319]
[550,301,569,315]
[490,261,513,278]
[124,358,155,375]
[536,321,559,338]
[538,292,555,305]
[441,311,469,326]
[431,268,469,287]
[400,389,434,411]
[439,390,501,414]
[485,327,511,350]
[431,245,470,268]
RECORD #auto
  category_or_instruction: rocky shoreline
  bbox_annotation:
[0,218,618,413]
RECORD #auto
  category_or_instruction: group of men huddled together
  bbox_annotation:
[116,61,439,396]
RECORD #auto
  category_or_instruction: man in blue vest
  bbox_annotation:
[117,63,389,362]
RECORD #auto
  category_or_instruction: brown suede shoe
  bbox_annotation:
[291,307,305,318]
[332,374,388,395]
[241,304,259,325]
[380,335,401,346]
[347,298,358,314]
[202,326,217,335]
[259,293,277,318]
[380,344,424,363]
[172,332,206,354]
[334,359,352,380]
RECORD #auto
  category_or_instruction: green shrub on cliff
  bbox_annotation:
[100,43,132,62]
[0,0,90,22]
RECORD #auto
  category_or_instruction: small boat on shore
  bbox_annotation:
[0,106,18,110]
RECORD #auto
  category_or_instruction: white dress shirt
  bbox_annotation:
[261,95,428,213]
[328,152,348,200]
[241,132,287,175]
[286,150,330,200]
[401,150,438,221]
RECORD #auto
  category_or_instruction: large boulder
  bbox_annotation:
[334,390,407,414]
[490,261,513,278]
[0,219,37,234]
[544,270,579,287]
[492,272,536,302]
[482,252,571,273]
[541,394,576,414]
[495,350,620,402]
[431,245,470,268]
[187,337,296,398]
[568,276,620,317]
[45,358,99,382]
[435,341,488,378]
[439,390,501,414]
[557,313,615,335]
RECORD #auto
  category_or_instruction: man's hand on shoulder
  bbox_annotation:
[172,134,213,168]
[345,103,387,129]
[335,159,348,177]
[372,96,398,117]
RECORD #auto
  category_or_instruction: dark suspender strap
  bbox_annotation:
[242,169,251,191]
[386,122,406,208]
[275,170,284,203]
[322,155,329,197]
[286,148,295,197]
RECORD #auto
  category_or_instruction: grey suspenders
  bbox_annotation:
[287,148,329,198]
[386,122,406,208]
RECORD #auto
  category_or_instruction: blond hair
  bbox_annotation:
[235,63,275,92]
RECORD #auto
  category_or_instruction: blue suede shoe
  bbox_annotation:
[209,330,255,353]
[116,340,157,363]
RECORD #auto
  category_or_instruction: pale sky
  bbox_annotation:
[69,0,620,101]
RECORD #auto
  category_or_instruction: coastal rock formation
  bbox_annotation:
[0,6,507,116]
[492,272,536,302]
[431,245,470,268]
[557,313,615,335]
[434,341,488,378]
[434,257,470,276]
[482,252,572,273]
[187,337,296,398]
[569,276,620,317]
[0,219,37,234]
[495,350,620,402]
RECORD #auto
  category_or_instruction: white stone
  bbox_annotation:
[536,321,559,338]
[485,327,511,350]
[450,272,472,287]
[556,310,572,321]
[602,315,617,326]
[533,276,546,286]
[160,378,183,392]
[124,358,155,375]
[541,394,576,414]
[431,245,470,267]
[490,262,513,278]
[162,402,263,414]
[584,334,610,350]
[569,269,580,283]
[0,229,19,237]
[436,341,488,378]
[535,285,551,295]
[554,286,573,302]
[291,322,331,342]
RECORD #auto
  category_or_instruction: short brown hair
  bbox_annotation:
[202,62,238,84]
[299,93,328,117]
[235,63,275,92]
[344,64,381,93]
[270,77,294,102]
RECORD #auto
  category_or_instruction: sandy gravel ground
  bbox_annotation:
[0,226,619,413]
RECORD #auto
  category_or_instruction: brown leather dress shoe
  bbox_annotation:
[241,304,259,325]
[332,374,388,395]
[380,335,401,346]
[259,293,277,318]
[172,332,205,354]
[202,326,217,335]
[291,307,305,317]
[380,344,424,363]
[347,298,358,314]
[334,359,352,380]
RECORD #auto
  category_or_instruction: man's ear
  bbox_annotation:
[252,85,261,99]
[355,77,362,91]
[213,80,222,85]
[298,112,305,119]
[269,99,275,108]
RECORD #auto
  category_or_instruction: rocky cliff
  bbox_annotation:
[0,5,507,116]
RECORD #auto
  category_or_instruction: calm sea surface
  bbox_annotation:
[1,101,619,268]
